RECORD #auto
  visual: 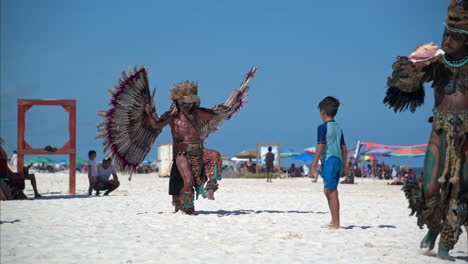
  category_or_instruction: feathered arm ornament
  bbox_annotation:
[199,66,258,140]
[96,65,166,173]
[383,56,425,112]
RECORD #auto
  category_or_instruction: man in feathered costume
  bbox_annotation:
[97,66,257,215]
[384,0,467,260]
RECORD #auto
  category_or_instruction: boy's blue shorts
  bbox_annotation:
[322,156,343,190]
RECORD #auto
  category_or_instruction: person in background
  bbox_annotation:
[87,150,98,195]
[265,147,275,182]
[10,150,17,173]
[289,163,297,177]
[94,157,120,196]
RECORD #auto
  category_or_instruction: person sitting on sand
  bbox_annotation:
[341,161,354,184]
[94,157,120,196]
[289,163,297,177]
[0,146,41,199]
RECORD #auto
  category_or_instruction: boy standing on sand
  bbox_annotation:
[87,150,98,195]
[308,96,347,229]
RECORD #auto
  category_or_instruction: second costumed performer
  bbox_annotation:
[97,65,257,215]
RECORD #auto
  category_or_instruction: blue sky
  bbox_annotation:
[1,0,447,167]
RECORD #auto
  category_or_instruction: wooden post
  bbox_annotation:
[17,101,25,172]
[69,101,76,194]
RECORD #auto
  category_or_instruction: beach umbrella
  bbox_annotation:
[304,147,316,154]
[389,148,425,157]
[360,155,378,162]
[280,148,300,158]
[292,153,314,161]
[28,157,56,164]
[58,158,88,165]
[235,149,258,159]
[362,147,392,156]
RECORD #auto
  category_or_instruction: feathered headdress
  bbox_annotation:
[445,0,468,33]
[169,81,200,105]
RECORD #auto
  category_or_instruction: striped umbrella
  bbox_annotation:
[280,148,300,158]
[360,155,378,162]
[389,148,425,157]
[362,147,392,156]
[304,147,316,154]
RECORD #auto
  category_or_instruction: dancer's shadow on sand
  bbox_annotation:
[343,225,397,230]
[197,209,328,217]
[0,219,21,224]
[454,252,468,262]
[34,194,91,200]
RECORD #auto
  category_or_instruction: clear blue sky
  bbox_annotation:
[1,0,447,167]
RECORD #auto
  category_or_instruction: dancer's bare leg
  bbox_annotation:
[176,154,195,214]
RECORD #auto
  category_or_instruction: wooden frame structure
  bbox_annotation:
[17,99,77,194]
[255,142,281,174]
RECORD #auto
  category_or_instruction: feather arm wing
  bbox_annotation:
[96,65,164,173]
[200,66,258,140]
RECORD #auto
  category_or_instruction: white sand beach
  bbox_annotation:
[1,173,467,264]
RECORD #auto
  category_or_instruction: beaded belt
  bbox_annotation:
[432,108,468,133]
[174,141,203,154]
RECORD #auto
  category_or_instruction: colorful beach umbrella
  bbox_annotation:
[280,148,300,158]
[389,148,425,157]
[292,153,314,161]
[360,155,378,162]
[304,147,316,154]
[58,158,88,165]
[28,157,56,164]
[362,147,392,156]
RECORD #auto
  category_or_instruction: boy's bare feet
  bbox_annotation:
[34,193,42,198]
[321,224,340,229]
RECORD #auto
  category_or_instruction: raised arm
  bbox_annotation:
[145,104,171,129]
[199,67,258,140]
[383,43,440,112]
[96,65,167,173]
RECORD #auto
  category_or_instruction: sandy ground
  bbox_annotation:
[1,173,467,264]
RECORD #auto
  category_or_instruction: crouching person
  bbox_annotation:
[94,157,120,196]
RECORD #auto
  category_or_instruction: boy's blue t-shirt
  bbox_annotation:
[317,120,345,162]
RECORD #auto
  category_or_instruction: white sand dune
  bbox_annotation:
[1,173,467,264]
